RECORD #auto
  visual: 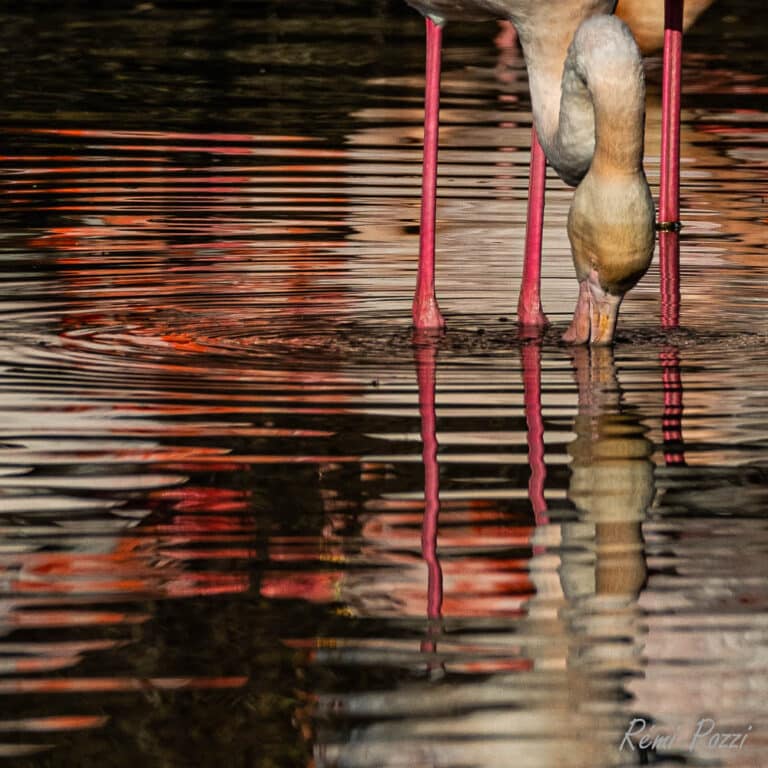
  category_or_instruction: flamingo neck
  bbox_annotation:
[569,16,647,181]
[519,12,645,187]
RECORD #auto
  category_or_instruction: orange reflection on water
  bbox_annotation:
[0,715,108,732]
[0,676,247,695]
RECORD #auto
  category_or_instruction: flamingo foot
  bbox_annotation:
[517,302,549,329]
[413,296,446,330]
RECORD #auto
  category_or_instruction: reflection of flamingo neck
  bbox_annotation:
[566,346,651,599]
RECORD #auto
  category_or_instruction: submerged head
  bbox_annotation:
[564,172,655,346]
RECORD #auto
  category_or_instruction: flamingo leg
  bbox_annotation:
[413,17,446,330]
[517,128,548,327]
[659,0,684,327]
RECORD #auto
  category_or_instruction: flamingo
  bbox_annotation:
[406,0,686,343]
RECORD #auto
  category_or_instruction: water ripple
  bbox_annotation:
[0,2,765,765]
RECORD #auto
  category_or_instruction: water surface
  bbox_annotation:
[0,1,766,766]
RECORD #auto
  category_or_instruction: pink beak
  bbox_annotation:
[563,274,624,346]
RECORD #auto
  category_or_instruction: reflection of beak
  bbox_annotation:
[563,273,624,346]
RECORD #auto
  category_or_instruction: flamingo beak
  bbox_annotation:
[589,288,623,345]
[563,274,624,345]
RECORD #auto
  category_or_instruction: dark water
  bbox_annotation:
[0,1,766,766]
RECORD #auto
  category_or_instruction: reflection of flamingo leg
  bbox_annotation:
[661,345,687,465]
[414,18,446,330]
[517,130,548,328]
[659,230,681,328]
[521,341,548,530]
[659,0,683,326]
[414,334,444,669]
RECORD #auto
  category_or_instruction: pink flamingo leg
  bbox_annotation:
[414,18,446,330]
[659,0,684,327]
[517,128,548,327]
[659,0,683,225]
